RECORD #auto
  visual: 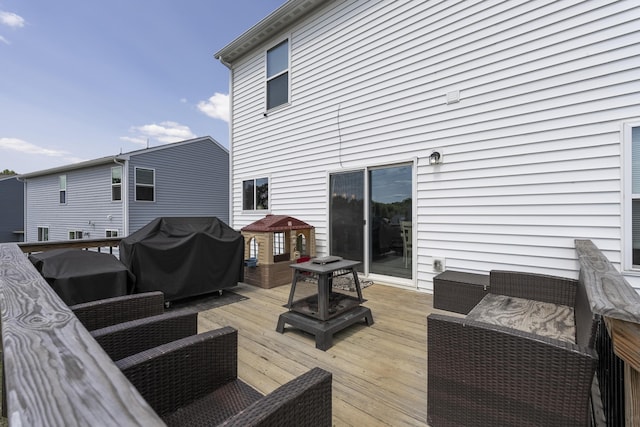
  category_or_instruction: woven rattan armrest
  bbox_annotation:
[70,291,165,331]
[116,326,238,417]
[489,270,577,306]
[220,367,333,427]
[427,314,596,426]
[91,309,198,361]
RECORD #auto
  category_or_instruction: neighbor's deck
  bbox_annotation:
[196,281,453,427]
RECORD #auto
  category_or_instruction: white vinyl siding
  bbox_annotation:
[25,165,125,243]
[228,0,640,289]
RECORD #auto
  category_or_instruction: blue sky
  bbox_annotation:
[0,0,285,174]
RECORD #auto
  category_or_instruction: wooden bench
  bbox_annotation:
[0,243,165,426]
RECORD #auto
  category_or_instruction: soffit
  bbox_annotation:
[214,0,328,64]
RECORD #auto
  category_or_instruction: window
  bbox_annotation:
[68,230,83,240]
[111,166,122,201]
[266,39,289,110]
[626,122,640,268]
[59,175,67,204]
[249,237,258,259]
[296,233,307,254]
[135,167,155,201]
[273,232,285,256]
[106,229,119,238]
[37,227,49,242]
[242,177,268,210]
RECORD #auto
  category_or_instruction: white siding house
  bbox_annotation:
[22,136,229,243]
[215,0,640,291]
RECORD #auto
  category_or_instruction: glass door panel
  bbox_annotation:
[329,171,364,262]
[369,165,412,279]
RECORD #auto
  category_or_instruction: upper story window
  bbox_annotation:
[106,229,119,238]
[243,177,268,211]
[37,226,49,242]
[625,122,640,269]
[111,166,122,201]
[266,39,289,110]
[135,167,155,202]
[59,175,67,204]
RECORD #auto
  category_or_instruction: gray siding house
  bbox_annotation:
[22,136,229,243]
[0,176,24,243]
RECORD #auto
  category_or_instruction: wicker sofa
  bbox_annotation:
[427,271,599,426]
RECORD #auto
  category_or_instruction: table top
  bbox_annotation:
[290,259,361,274]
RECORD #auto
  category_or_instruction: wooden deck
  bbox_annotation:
[196,281,452,427]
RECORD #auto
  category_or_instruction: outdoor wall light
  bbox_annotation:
[429,149,443,165]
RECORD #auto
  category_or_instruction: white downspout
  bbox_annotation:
[217,55,234,229]
[113,158,129,236]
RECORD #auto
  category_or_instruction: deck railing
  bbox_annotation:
[18,237,122,254]
[1,239,639,425]
[0,242,164,426]
[576,239,640,427]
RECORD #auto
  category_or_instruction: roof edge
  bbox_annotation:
[214,0,329,64]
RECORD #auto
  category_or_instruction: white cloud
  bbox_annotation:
[0,137,67,157]
[122,121,196,146]
[0,35,8,45]
[0,11,25,28]
[197,93,230,123]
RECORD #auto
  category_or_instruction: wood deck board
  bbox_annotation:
[197,282,431,426]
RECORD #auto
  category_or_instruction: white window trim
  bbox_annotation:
[264,35,291,113]
[135,167,156,202]
[106,229,119,238]
[273,232,286,256]
[68,230,84,240]
[59,175,67,205]
[111,166,123,202]
[623,120,640,271]
[241,176,270,213]
[37,226,49,242]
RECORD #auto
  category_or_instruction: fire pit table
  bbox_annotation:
[276,258,374,350]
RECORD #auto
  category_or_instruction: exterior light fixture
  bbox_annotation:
[429,150,443,165]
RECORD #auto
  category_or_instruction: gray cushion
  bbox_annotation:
[467,294,575,344]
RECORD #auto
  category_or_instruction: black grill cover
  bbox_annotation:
[29,249,134,306]
[119,217,243,302]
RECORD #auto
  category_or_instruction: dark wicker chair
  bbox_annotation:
[70,291,199,361]
[70,291,165,331]
[117,326,333,427]
[427,271,599,426]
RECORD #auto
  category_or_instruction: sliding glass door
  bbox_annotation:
[369,164,412,279]
[329,163,413,281]
[329,171,364,262]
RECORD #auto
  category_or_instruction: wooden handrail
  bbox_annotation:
[575,239,640,426]
[18,237,122,254]
[0,243,164,426]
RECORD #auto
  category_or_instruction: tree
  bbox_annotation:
[0,169,17,176]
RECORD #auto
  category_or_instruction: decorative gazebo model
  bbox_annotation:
[240,215,316,288]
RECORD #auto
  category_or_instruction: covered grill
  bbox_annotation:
[119,217,243,302]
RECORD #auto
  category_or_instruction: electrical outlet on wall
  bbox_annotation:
[433,257,446,272]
